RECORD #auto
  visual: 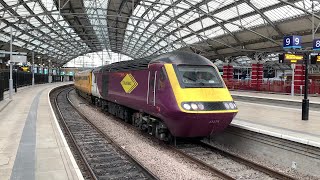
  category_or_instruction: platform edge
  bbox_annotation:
[47,86,84,180]
[231,122,320,148]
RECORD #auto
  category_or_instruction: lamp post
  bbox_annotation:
[302,53,309,120]
[301,0,317,120]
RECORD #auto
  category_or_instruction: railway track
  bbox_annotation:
[173,140,296,180]
[52,86,158,180]
[68,86,298,180]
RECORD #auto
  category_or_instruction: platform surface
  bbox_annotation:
[231,90,320,103]
[0,82,82,180]
[230,90,320,147]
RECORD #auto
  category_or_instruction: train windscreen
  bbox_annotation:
[176,65,224,88]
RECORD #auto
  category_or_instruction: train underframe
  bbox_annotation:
[76,89,172,141]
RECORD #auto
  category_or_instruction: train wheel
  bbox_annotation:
[124,109,132,123]
[166,133,176,145]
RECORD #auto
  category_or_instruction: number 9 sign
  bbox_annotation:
[283,35,302,49]
[285,38,291,46]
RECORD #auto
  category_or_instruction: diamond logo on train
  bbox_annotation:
[120,74,138,93]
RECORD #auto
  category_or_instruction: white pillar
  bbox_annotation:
[291,64,296,96]
[9,26,13,99]
[48,60,52,83]
[102,50,104,66]
[32,52,35,86]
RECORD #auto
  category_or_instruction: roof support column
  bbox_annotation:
[9,25,13,100]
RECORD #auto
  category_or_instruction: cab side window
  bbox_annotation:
[158,67,167,90]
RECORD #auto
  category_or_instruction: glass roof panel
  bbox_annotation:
[264,5,304,22]
[250,0,279,9]
[0,23,6,29]
[215,7,238,20]
[41,0,55,10]
[2,0,320,65]
[237,3,255,15]
[240,14,264,28]
[201,17,216,28]
[178,11,200,24]
[188,21,203,32]
[204,27,225,38]
[33,2,44,14]
[65,50,132,67]
[184,35,200,44]
[16,5,30,16]
[225,23,241,32]
[157,15,171,25]
[203,0,234,13]
[5,0,18,6]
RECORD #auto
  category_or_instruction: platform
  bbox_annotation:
[0,82,82,180]
[231,90,320,104]
[230,90,320,148]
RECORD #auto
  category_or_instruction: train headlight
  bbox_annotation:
[182,103,191,110]
[229,102,235,109]
[224,102,237,110]
[191,103,198,110]
[198,103,205,110]
[224,102,230,110]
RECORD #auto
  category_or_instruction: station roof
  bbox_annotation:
[1,0,320,67]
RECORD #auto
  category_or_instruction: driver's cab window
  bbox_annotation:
[177,65,223,88]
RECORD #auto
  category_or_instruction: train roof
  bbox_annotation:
[75,69,93,75]
[151,51,214,66]
[93,51,213,72]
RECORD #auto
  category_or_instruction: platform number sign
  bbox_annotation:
[283,35,302,49]
[313,39,320,50]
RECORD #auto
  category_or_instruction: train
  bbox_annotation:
[74,51,238,141]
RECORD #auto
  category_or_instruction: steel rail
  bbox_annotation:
[169,144,235,180]
[196,140,296,180]
[53,87,97,180]
[74,89,236,180]
[72,87,297,180]
[66,88,159,180]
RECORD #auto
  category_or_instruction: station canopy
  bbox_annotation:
[1,0,320,67]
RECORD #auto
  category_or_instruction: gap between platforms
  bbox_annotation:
[231,119,320,148]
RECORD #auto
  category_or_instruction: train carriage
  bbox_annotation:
[86,51,238,141]
[74,69,93,99]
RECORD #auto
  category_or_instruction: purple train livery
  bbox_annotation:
[74,51,238,141]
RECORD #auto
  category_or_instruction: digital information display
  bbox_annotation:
[311,55,320,64]
[280,53,304,64]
